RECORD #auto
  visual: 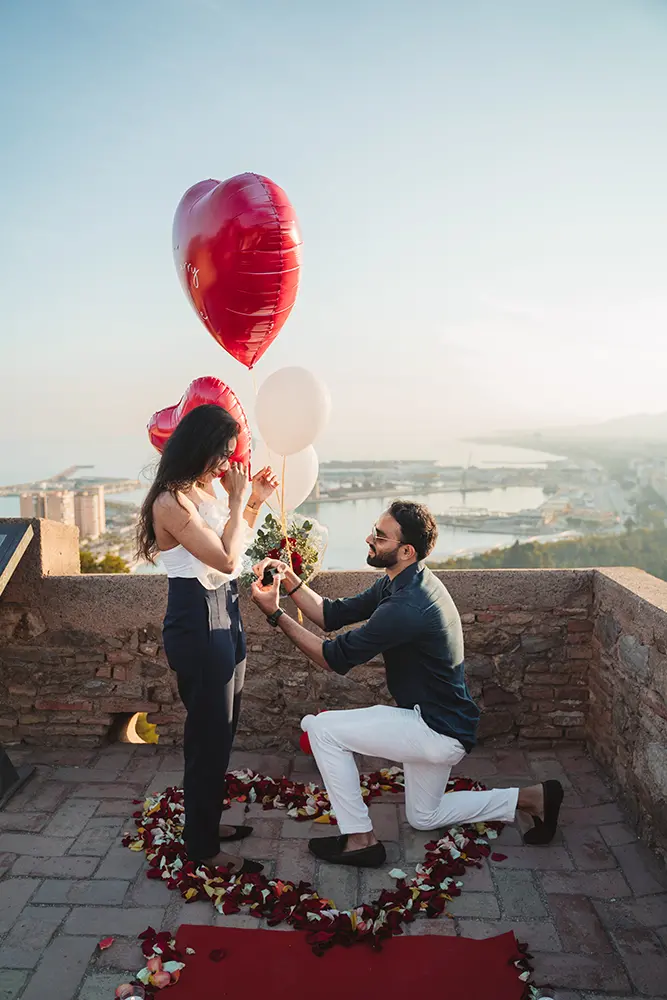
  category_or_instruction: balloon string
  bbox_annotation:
[250,364,277,514]
[252,369,302,620]
[279,455,303,624]
[248,369,258,482]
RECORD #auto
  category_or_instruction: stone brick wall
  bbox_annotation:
[3,518,667,866]
[1,518,596,750]
[236,568,595,751]
[589,568,667,861]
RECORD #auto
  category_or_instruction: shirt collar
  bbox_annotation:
[387,561,422,594]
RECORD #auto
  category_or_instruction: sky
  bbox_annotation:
[2,0,667,482]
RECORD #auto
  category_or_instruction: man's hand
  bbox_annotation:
[254,557,325,628]
[251,571,283,615]
[253,557,290,581]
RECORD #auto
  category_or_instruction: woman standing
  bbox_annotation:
[137,404,278,873]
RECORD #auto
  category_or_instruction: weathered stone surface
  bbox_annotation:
[0,724,667,995]
[617,634,650,679]
[592,570,667,862]
[521,633,562,654]
[595,610,621,648]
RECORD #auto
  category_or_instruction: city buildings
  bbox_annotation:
[74,487,106,539]
[19,486,106,540]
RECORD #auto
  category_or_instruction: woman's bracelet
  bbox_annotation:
[286,579,304,597]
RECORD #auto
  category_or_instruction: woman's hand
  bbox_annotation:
[221,463,249,506]
[250,466,280,504]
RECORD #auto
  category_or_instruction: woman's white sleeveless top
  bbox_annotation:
[158,496,251,591]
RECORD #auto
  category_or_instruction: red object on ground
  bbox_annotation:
[299,710,328,755]
[147,376,251,471]
[299,730,312,754]
[167,925,528,1000]
[173,173,302,369]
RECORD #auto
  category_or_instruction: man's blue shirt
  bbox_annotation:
[322,563,480,752]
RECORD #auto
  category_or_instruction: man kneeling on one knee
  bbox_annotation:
[251,500,563,868]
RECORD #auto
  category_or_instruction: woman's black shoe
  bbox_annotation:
[219,825,253,843]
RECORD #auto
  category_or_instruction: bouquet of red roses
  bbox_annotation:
[240,512,327,588]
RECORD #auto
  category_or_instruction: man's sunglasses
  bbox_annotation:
[370,525,404,545]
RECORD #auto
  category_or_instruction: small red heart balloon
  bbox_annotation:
[147,376,251,470]
[173,173,302,370]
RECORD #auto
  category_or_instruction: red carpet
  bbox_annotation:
[167,924,528,1000]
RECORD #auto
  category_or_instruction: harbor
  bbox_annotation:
[0,453,638,571]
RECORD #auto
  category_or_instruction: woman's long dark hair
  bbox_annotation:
[137,404,240,563]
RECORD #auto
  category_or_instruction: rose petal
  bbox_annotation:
[491,853,508,862]
[388,868,407,880]
[162,960,185,973]
[97,936,114,951]
[126,770,508,954]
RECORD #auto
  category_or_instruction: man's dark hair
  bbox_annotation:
[387,499,438,561]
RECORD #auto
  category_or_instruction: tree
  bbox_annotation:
[79,550,131,574]
[80,550,99,573]
[98,553,131,574]
[428,526,667,583]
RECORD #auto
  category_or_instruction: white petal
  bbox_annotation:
[388,868,407,879]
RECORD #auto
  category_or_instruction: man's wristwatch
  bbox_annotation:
[266,608,284,628]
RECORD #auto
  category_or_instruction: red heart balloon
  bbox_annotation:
[173,173,302,370]
[147,376,251,470]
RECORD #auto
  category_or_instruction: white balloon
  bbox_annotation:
[254,440,319,511]
[255,367,331,456]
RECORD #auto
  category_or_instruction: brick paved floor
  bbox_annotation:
[0,743,666,999]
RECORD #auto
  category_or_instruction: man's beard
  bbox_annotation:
[366,545,399,569]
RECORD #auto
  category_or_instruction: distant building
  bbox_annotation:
[45,491,75,526]
[19,486,106,538]
[74,487,106,540]
[20,492,47,518]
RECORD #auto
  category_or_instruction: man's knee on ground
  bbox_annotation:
[405,801,439,831]
[301,712,324,737]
